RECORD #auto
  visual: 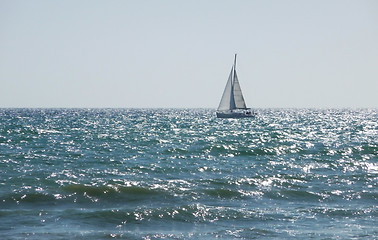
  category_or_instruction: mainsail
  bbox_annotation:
[217,54,247,111]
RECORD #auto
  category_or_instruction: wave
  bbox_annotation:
[1,192,56,205]
[0,184,169,207]
[56,203,261,225]
[203,188,244,199]
[3,175,377,207]
[303,207,378,218]
[61,184,168,201]
[62,184,154,196]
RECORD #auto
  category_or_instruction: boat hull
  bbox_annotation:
[216,110,256,118]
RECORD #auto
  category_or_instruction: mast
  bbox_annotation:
[229,54,237,110]
[234,54,237,70]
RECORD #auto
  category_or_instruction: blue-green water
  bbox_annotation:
[0,109,377,239]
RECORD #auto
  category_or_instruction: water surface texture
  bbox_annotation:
[0,109,377,239]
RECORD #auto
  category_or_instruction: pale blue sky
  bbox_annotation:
[1,0,377,108]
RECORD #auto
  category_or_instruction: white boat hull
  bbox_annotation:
[216,110,256,118]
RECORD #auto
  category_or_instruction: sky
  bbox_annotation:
[1,0,377,108]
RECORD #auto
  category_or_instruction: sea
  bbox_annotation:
[0,108,377,239]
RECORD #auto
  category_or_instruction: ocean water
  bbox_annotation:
[0,108,377,239]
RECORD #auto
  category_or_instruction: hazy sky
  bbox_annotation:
[1,0,377,108]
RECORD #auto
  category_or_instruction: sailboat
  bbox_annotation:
[216,54,256,118]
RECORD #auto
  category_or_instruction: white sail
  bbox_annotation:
[232,71,247,109]
[217,68,234,111]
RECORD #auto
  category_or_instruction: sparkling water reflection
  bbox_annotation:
[0,109,377,239]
